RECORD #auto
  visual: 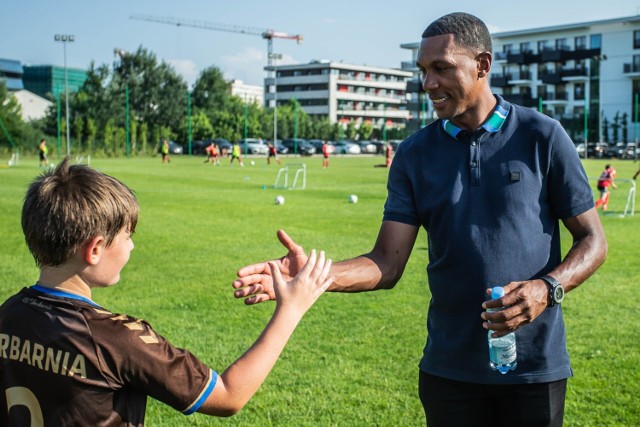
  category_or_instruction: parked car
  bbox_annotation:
[624,143,639,159]
[158,140,184,155]
[281,138,316,156]
[332,140,361,154]
[604,142,626,158]
[370,140,386,154]
[308,139,335,154]
[191,138,231,156]
[237,138,268,155]
[357,140,377,154]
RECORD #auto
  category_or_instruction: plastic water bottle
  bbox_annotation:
[487,286,517,374]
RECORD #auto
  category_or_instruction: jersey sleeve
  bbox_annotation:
[546,123,594,219]
[383,142,421,226]
[87,309,218,414]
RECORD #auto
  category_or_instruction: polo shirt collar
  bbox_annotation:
[442,96,510,139]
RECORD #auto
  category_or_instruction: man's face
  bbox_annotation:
[417,34,486,126]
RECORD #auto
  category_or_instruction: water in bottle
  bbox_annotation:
[487,286,517,374]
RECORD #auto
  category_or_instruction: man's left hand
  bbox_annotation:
[481,279,549,337]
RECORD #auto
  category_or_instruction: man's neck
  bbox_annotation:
[450,91,497,132]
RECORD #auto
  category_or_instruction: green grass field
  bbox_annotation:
[1,154,638,426]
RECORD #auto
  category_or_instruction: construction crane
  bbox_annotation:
[129,14,303,78]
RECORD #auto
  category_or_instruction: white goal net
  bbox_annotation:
[590,177,636,218]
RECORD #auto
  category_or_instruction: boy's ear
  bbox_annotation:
[84,236,106,265]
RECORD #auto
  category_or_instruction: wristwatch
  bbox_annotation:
[540,275,564,307]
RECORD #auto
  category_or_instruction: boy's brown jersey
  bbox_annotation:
[0,286,217,426]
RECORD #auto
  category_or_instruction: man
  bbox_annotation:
[38,138,49,167]
[595,164,617,210]
[233,12,606,426]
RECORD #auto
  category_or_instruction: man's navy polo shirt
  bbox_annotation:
[384,95,593,384]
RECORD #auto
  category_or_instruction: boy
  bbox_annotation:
[0,158,333,425]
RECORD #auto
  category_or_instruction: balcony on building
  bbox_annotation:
[490,74,512,87]
[502,93,537,108]
[509,70,533,84]
[568,47,602,61]
[541,91,569,104]
[540,45,571,62]
[494,51,508,63]
[561,67,588,80]
[506,50,540,64]
[540,70,564,85]
[623,63,640,77]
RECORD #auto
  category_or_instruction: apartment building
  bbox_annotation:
[229,79,264,105]
[264,60,412,130]
[401,15,640,143]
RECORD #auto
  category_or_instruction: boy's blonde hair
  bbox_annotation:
[22,158,139,267]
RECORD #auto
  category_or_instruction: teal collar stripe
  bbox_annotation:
[442,104,509,139]
[31,284,101,307]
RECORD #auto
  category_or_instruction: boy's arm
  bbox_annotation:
[198,250,332,416]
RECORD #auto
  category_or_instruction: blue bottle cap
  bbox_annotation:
[491,286,505,300]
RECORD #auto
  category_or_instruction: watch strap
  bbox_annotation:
[539,274,563,307]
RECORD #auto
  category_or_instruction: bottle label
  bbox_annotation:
[489,340,516,364]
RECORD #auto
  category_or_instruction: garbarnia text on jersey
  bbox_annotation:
[0,333,87,378]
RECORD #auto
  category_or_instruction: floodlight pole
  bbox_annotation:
[55,34,75,157]
[269,53,282,149]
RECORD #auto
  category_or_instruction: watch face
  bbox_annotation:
[553,286,565,303]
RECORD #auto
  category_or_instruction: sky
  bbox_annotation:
[3,0,640,87]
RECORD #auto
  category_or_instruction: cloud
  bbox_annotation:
[167,59,199,87]
[220,47,299,86]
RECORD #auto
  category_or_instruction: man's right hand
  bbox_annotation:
[232,230,309,305]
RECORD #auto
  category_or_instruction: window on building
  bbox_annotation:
[635,30,640,49]
[575,36,586,50]
[537,85,547,100]
[590,34,602,49]
[574,83,585,100]
[633,80,640,122]
[537,40,549,52]
[520,42,531,53]
[503,43,513,53]
[555,38,567,50]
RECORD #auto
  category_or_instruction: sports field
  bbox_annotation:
[1,154,638,426]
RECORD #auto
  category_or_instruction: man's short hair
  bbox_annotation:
[22,157,139,267]
[422,12,492,54]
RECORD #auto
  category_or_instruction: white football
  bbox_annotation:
[348,194,358,204]
[250,160,255,166]
[275,195,285,205]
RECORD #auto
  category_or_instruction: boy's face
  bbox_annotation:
[95,228,134,287]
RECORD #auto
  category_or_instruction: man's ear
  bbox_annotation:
[477,52,492,79]
[84,236,106,265]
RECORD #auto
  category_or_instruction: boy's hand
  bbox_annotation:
[268,249,333,315]
[233,230,308,305]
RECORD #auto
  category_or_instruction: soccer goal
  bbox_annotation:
[75,155,91,166]
[274,163,306,190]
[590,177,636,218]
[0,152,19,168]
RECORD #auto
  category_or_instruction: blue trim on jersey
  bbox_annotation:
[442,103,509,138]
[183,369,218,415]
[31,284,101,307]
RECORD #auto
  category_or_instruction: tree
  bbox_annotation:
[192,67,231,112]
[358,121,373,140]
[621,112,628,143]
[0,82,23,151]
[346,121,357,140]
[611,112,620,143]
